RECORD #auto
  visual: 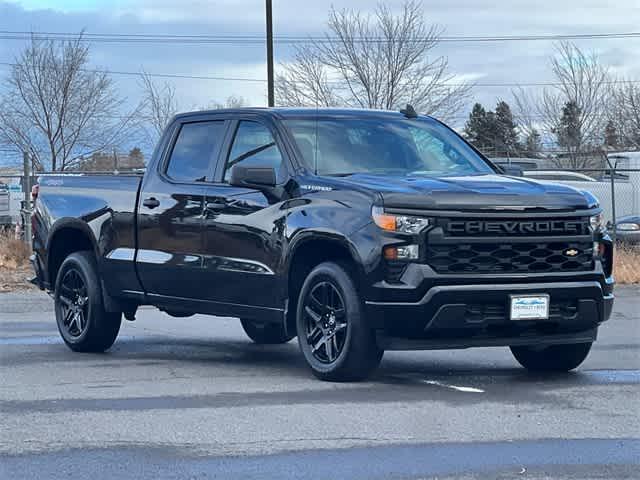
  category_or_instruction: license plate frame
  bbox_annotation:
[509,294,550,321]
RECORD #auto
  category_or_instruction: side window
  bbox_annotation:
[165,121,225,183]
[224,121,285,183]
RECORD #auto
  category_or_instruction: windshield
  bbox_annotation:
[284,116,494,177]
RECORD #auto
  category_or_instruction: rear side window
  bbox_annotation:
[224,121,286,183]
[166,121,225,182]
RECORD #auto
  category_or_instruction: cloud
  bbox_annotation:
[0,0,638,128]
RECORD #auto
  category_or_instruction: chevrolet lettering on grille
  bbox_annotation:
[446,219,589,235]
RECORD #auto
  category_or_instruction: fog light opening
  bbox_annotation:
[384,245,419,260]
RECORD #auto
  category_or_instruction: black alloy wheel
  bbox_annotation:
[303,281,348,363]
[54,251,121,352]
[296,261,383,381]
[57,268,90,338]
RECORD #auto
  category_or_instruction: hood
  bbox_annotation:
[328,173,595,212]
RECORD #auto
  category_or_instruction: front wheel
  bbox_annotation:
[510,342,592,372]
[296,261,383,382]
[54,251,122,352]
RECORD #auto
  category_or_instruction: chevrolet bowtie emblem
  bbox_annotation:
[564,248,579,257]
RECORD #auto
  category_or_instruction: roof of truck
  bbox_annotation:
[174,107,434,120]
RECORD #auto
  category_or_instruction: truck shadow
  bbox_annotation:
[102,335,638,390]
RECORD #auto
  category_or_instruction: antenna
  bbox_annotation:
[400,104,418,119]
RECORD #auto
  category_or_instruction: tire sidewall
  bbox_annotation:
[511,342,592,371]
[296,263,359,375]
[54,252,101,348]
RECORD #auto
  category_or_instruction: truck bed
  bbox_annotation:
[33,174,143,291]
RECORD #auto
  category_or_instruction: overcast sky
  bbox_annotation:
[1,0,639,132]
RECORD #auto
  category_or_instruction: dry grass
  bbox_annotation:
[0,229,30,269]
[0,229,33,291]
[615,244,640,285]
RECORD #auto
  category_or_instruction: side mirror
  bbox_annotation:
[230,165,277,188]
[500,164,524,177]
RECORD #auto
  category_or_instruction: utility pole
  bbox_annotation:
[22,151,32,246]
[265,0,275,107]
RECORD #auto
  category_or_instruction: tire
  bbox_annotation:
[296,261,383,381]
[54,251,122,352]
[510,342,592,372]
[240,318,295,344]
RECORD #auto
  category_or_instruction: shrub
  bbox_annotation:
[615,243,640,285]
[0,229,30,269]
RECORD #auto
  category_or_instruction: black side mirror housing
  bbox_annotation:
[500,164,524,177]
[230,165,277,188]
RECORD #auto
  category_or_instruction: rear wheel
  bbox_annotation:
[54,251,121,352]
[296,261,383,381]
[510,342,592,372]
[240,318,294,344]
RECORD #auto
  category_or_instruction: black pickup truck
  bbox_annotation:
[31,107,614,381]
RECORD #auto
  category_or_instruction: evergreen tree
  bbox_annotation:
[494,101,520,156]
[128,147,145,168]
[524,129,542,158]
[463,103,488,147]
[557,101,582,150]
[464,101,521,156]
[556,101,584,169]
[604,121,619,149]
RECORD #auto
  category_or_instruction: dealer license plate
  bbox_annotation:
[510,294,550,320]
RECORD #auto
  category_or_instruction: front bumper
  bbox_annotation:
[365,280,614,350]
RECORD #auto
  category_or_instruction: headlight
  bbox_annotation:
[372,206,430,234]
[590,213,604,231]
[617,222,640,231]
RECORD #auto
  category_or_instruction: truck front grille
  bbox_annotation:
[427,241,594,274]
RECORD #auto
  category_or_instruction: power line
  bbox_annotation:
[0,62,267,83]
[0,30,638,45]
[0,61,638,88]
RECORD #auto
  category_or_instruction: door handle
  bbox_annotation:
[143,197,160,209]
[206,202,226,211]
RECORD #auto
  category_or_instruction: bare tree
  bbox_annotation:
[207,95,248,110]
[513,42,611,168]
[276,1,471,121]
[139,71,178,143]
[276,45,341,108]
[0,96,42,170]
[609,81,640,149]
[0,33,140,171]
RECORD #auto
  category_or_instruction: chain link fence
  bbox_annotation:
[492,151,640,244]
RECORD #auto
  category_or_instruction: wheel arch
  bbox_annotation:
[285,232,364,334]
[46,219,100,288]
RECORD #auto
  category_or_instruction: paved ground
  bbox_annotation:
[1,287,639,479]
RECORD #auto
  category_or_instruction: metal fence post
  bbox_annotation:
[22,151,32,247]
[605,154,617,244]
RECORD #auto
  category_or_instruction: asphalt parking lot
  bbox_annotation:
[1,287,639,479]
